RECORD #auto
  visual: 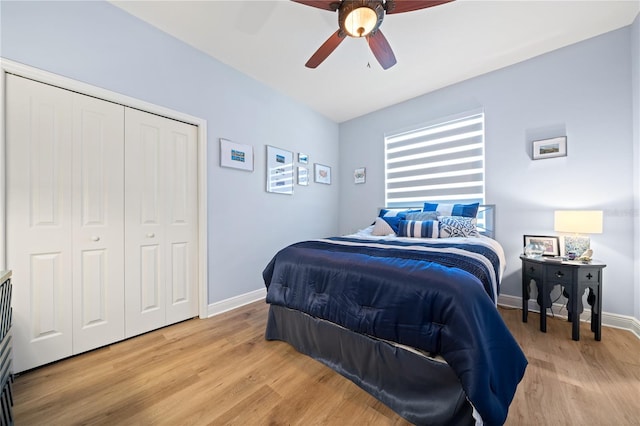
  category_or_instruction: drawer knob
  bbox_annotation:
[91,236,100,242]
[555,271,564,278]
[529,267,535,273]
[586,273,593,280]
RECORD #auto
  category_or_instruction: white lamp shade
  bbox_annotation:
[554,210,603,234]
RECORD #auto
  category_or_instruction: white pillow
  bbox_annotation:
[438,216,479,238]
[371,217,395,236]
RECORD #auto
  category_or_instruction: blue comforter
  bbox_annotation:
[263,236,527,426]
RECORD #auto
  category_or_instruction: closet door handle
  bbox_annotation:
[91,236,100,242]
[146,233,155,238]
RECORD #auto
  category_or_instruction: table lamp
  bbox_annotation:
[554,210,603,259]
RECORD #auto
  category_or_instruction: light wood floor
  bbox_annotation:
[13,301,640,425]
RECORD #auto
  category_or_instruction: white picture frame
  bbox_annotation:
[532,136,567,160]
[266,145,294,195]
[354,167,366,184]
[297,166,309,186]
[298,153,309,164]
[220,138,254,171]
[314,163,331,185]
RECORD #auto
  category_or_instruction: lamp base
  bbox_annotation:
[564,235,590,258]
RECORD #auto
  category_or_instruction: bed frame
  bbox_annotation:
[265,305,476,426]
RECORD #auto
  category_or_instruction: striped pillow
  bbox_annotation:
[398,220,439,238]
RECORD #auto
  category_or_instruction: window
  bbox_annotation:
[384,111,485,208]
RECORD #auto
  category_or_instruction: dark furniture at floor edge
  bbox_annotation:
[0,271,13,426]
[521,255,605,341]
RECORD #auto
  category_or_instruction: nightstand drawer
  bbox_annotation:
[522,261,543,279]
[578,267,602,285]
[545,265,573,285]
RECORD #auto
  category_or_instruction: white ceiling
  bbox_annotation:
[110,0,639,123]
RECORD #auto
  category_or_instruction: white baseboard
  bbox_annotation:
[206,288,266,317]
[498,294,640,340]
[204,289,640,341]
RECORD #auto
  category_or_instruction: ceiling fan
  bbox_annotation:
[292,0,454,70]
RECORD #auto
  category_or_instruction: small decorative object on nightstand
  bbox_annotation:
[521,255,606,341]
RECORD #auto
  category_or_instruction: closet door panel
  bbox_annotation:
[31,253,66,336]
[124,108,197,336]
[71,94,125,354]
[164,125,198,324]
[124,109,166,337]
[140,244,161,312]
[6,75,74,373]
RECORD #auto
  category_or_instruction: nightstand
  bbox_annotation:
[520,255,606,341]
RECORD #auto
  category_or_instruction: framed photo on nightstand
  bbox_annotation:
[523,235,560,256]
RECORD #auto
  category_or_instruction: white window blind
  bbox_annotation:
[384,112,485,208]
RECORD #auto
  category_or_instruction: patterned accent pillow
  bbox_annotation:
[423,202,479,218]
[371,217,395,236]
[438,216,479,238]
[398,220,439,238]
[405,211,439,221]
[377,208,421,234]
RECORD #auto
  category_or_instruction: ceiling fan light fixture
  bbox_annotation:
[339,1,384,38]
[345,7,377,37]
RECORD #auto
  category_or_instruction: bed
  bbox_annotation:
[262,204,527,426]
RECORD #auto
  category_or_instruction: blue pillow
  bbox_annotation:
[423,202,479,218]
[378,208,421,233]
[398,220,439,238]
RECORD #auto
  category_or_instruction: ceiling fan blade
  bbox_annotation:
[306,30,345,68]
[385,0,454,14]
[367,30,397,70]
[291,0,340,12]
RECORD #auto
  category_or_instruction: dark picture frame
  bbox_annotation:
[523,235,560,256]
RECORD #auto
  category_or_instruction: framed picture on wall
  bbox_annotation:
[297,166,309,186]
[266,145,294,195]
[354,167,366,184]
[532,136,567,160]
[298,153,309,164]
[220,138,254,171]
[314,163,331,185]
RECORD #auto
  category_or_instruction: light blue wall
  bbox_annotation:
[632,14,639,321]
[2,1,638,320]
[339,26,637,317]
[0,1,340,304]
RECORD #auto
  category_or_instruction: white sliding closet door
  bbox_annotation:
[6,75,125,372]
[124,108,198,338]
